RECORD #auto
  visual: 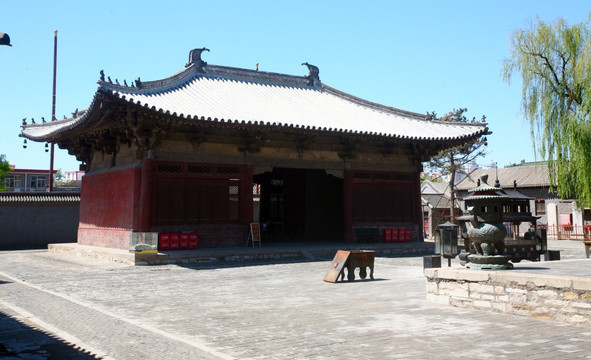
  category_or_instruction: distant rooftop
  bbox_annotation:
[455,164,550,190]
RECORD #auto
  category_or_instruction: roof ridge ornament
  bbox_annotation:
[302,62,320,87]
[187,47,210,72]
[0,32,12,46]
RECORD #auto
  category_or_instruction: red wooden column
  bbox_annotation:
[241,165,254,223]
[138,158,154,232]
[410,171,423,241]
[343,170,354,243]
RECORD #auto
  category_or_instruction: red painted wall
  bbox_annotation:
[78,165,141,248]
[344,169,423,243]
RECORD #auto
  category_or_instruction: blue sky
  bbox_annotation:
[1,1,589,172]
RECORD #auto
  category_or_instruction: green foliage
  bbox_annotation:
[425,108,488,223]
[0,154,13,191]
[503,15,591,206]
[56,179,75,187]
[427,108,488,177]
[54,169,75,187]
[54,169,64,183]
[421,173,443,184]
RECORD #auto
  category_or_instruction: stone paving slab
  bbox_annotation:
[0,304,102,360]
[0,242,590,359]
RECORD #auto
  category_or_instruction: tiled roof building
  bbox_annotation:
[421,180,462,238]
[454,164,573,236]
[21,49,489,250]
[455,164,556,202]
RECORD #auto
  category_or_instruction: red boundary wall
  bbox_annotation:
[78,165,141,249]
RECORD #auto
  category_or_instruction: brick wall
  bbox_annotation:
[0,196,80,249]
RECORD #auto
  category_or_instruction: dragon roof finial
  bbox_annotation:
[302,62,320,87]
[187,47,210,72]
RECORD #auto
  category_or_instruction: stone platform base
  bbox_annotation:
[48,243,303,266]
[425,264,591,327]
[49,243,136,264]
[49,241,435,266]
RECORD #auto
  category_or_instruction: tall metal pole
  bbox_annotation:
[49,30,57,192]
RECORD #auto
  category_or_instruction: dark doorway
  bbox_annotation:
[254,168,344,243]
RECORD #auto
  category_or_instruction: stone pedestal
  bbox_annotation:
[466,254,513,270]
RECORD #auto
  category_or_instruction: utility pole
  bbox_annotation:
[49,30,57,191]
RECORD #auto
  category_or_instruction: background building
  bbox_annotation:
[3,167,56,192]
[64,170,85,182]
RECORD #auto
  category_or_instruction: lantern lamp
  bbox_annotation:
[438,221,459,267]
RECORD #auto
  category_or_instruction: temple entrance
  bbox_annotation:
[254,168,344,243]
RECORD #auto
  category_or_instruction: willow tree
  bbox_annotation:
[503,16,591,206]
[427,108,488,223]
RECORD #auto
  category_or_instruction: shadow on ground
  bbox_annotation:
[0,311,102,360]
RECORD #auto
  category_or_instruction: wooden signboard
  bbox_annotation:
[323,250,351,283]
[248,223,262,247]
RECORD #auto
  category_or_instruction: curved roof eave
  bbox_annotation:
[21,91,104,142]
[22,62,489,143]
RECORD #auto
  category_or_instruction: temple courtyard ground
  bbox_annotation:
[0,240,590,359]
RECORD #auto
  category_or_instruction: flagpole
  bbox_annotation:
[49,30,57,192]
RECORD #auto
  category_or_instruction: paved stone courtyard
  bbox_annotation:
[0,240,590,359]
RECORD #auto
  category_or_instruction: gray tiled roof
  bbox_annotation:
[421,194,459,209]
[421,180,449,194]
[0,192,80,203]
[455,165,550,190]
[22,62,488,142]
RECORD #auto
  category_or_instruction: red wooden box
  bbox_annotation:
[402,228,411,242]
[158,233,170,250]
[384,229,392,242]
[169,233,180,250]
[391,229,400,242]
[189,233,198,249]
[179,233,189,249]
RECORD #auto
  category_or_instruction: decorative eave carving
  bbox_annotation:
[296,135,314,159]
[187,128,207,148]
[60,138,92,165]
[123,108,171,152]
[338,137,358,161]
[379,142,395,157]
[238,129,265,155]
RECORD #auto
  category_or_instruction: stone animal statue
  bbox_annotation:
[464,206,507,256]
